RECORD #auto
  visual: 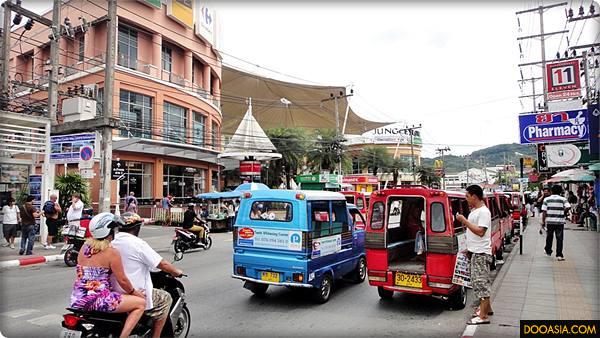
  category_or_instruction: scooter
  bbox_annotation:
[59,271,190,338]
[62,234,86,267]
[172,223,212,261]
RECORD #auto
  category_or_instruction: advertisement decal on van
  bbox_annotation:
[311,235,342,258]
[237,227,303,251]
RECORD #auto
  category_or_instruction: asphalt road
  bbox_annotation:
[0,226,510,338]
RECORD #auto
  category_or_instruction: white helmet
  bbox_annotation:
[89,212,123,239]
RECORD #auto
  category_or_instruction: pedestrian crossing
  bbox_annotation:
[0,308,63,327]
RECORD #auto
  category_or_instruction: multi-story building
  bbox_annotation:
[7,0,223,210]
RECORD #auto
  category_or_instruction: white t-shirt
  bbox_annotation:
[466,205,492,255]
[110,232,163,310]
[66,199,84,221]
[2,205,20,224]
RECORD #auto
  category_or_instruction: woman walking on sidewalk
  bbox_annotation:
[1,198,20,249]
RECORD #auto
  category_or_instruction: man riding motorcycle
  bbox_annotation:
[110,212,183,338]
[183,203,209,242]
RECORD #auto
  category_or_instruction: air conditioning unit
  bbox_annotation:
[83,84,99,99]
[62,97,96,122]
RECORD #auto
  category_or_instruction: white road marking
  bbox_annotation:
[27,314,64,326]
[461,323,477,338]
[0,309,40,318]
[224,239,233,242]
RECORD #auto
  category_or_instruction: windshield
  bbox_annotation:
[249,201,292,222]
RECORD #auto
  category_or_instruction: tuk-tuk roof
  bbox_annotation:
[371,186,465,198]
[243,189,346,201]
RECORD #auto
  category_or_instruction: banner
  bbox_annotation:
[167,0,193,28]
[452,234,471,288]
[537,144,549,172]
[236,227,303,252]
[519,109,589,144]
[137,0,161,9]
[50,133,97,164]
[195,2,218,47]
[311,234,342,259]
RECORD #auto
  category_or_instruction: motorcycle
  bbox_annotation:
[59,271,190,338]
[172,223,212,261]
[61,221,88,267]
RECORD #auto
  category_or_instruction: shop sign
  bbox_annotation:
[167,0,193,28]
[184,167,197,173]
[341,176,379,184]
[519,109,589,144]
[361,122,423,145]
[537,144,549,172]
[589,101,599,161]
[111,160,125,180]
[523,157,534,168]
[137,0,161,9]
[546,59,581,100]
[50,133,97,164]
[239,161,261,176]
[546,142,590,168]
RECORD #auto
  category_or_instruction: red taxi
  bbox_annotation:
[342,191,368,218]
[483,193,509,269]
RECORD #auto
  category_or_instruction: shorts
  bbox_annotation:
[3,223,17,238]
[46,218,62,236]
[145,288,172,320]
[470,253,492,299]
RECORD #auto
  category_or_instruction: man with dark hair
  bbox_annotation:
[541,185,570,261]
[19,195,40,255]
[457,184,493,325]
[537,187,551,234]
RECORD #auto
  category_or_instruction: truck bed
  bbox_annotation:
[388,256,425,274]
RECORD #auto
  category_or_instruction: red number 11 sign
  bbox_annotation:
[546,59,581,100]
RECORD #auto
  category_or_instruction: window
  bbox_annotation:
[387,196,424,243]
[431,202,446,232]
[118,26,137,69]
[192,112,205,147]
[356,197,364,210]
[161,45,172,73]
[163,164,206,198]
[118,161,153,200]
[211,170,219,191]
[351,211,366,230]
[163,102,186,143]
[345,195,355,205]
[331,200,350,234]
[211,121,219,149]
[78,34,85,62]
[450,198,467,233]
[487,197,499,220]
[249,201,292,222]
[310,201,331,238]
[119,90,153,138]
[370,202,384,230]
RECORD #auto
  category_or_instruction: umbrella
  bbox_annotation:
[551,168,593,178]
[234,183,270,192]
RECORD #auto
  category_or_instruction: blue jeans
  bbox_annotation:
[20,225,35,255]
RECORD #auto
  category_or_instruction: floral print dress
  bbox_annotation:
[70,246,123,312]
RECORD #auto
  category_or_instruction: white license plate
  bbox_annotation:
[59,328,82,338]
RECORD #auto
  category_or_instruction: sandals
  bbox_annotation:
[467,316,491,325]
[471,308,494,317]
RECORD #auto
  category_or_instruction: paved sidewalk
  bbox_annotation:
[473,216,599,337]
[0,239,63,262]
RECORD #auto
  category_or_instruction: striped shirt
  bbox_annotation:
[542,195,571,225]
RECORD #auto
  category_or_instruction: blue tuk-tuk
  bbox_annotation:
[231,190,366,303]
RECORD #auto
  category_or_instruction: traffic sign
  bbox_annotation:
[111,160,125,180]
[80,169,95,179]
[80,145,94,161]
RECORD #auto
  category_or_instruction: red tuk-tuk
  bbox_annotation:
[342,191,368,218]
[483,193,508,268]
[506,192,526,234]
[365,186,468,309]
[495,192,514,244]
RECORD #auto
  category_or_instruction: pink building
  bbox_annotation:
[8,0,224,213]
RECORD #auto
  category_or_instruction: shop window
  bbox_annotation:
[119,90,152,139]
[163,102,187,143]
[192,112,206,147]
[163,164,206,198]
[118,161,153,200]
[211,170,218,191]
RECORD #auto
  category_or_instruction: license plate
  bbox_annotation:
[260,271,280,283]
[59,328,82,338]
[394,272,422,288]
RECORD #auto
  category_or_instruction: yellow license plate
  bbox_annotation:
[394,272,422,288]
[260,271,280,283]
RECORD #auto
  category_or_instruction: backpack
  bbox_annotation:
[43,201,55,215]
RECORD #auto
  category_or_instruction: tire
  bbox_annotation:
[245,281,268,296]
[448,285,467,310]
[312,274,333,304]
[173,239,185,254]
[173,305,191,338]
[64,248,78,267]
[350,257,367,283]
[203,236,213,250]
[377,286,394,300]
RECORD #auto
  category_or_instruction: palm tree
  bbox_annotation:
[266,127,309,189]
[390,157,408,187]
[55,172,91,211]
[307,129,348,173]
[416,166,440,187]
[357,146,392,176]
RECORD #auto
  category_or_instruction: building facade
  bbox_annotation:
[8,0,224,209]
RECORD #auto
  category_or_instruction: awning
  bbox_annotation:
[221,66,391,135]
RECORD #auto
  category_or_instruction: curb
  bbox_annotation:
[460,229,524,338]
[0,254,63,270]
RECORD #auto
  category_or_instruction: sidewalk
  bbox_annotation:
[473,216,600,337]
[0,238,63,264]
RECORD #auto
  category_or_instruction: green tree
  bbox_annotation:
[55,172,91,211]
[266,127,308,189]
[357,146,392,176]
[416,166,440,187]
[307,129,348,173]
[390,157,408,187]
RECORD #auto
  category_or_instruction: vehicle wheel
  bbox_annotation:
[203,236,213,250]
[173,239,185,253]
[312,274,333,304]
[448,285,467,310]
[64,249,78,267]
[351,257,367,283]
[173,305,191,338]
[245,281,269,296]
[377,286,394,300]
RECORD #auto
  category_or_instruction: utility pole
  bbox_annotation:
[321,90,354,176]
[517,77,543,113]
[48,0,60,124]
[463,154,470,186]
[516,2,568,111]
[99,0,116,212]
[436,147,450,189]
[1,1,11,102]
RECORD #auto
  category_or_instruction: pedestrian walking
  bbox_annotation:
[537,187,551,234]
[456,184,493,325]
[125,192,139,214]
[19,195,40,255]
[567,191,578,221]
[1,198,21,249]
[542,185,571,261]
[161,195,173,209]
[42,194,62,249]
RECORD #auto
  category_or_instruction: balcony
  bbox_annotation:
[117,53,152,75]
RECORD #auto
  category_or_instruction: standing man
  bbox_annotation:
[456,185,493,325]
[1,198,21,249]
[66,193,84,226]
[541,185,570,261]
[42,194,62,249]
[19,195,40,255]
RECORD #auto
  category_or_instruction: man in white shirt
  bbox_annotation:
[66,193,84,225]
[457,184,493,325]
[111,212,183,338]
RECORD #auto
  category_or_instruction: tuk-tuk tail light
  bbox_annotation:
[428,282,453,289]
[295,193,305,200]
[368,270,387,282]
[293,273,304,282]
[430,191,446,197]
[242,192,252,199]
[236,266,246,276]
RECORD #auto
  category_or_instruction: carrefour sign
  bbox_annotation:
[519,109,589,144]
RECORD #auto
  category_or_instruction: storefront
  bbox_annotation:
[163,164,207,198]
[118,161,154,202]
[341,175,380,193]
[296,174,342,191]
